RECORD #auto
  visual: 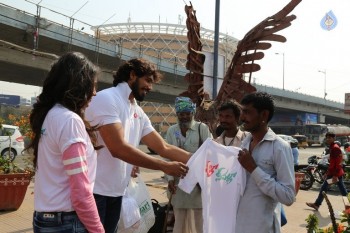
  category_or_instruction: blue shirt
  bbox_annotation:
[292,147,299,165]
[236,128,295,233]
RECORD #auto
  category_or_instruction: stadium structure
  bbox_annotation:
[92,20,239,69]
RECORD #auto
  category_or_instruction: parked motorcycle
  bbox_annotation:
[307,155,328,184]
[294,163,315,190]
[294,155,328,191]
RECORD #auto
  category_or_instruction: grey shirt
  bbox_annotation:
[236,128,295,233]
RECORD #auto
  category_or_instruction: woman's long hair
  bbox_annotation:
[27,52,100,168]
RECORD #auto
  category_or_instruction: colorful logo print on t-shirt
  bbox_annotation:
[205,160,236,184]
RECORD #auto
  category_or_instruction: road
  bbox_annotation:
[8,145,345,233]
[298,145,325,164]
[14,144,326,167]
[13,150,33,171]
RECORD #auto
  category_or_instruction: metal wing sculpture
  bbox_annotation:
[179,2,206,107]
[181,0,302,134]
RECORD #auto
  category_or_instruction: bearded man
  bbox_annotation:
[85,58,190,233]
[165,96,212,233]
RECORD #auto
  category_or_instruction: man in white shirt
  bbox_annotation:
[237,92,295,233]
[85,58,190,233]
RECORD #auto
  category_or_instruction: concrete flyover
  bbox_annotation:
[0,3,188,104]
[0,40,186,104]
[0,3,349,125]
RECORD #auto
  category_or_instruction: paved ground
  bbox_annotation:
[0,146,347,233]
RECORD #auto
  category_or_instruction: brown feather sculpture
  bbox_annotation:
[180,0,302,134]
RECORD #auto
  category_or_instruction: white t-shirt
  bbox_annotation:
[85,82,154,196]
[34,104,97,211]
[178,139,246,233]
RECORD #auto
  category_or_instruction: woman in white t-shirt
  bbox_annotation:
[27,52,104,233]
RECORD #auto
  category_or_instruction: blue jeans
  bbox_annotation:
[281,205,287,226]
[94,193,123,233]
[315,175,348,206]
[33,211,87,233]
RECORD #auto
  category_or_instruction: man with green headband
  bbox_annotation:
[165,96,212,233]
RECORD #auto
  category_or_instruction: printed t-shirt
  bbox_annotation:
[178,139,245,233]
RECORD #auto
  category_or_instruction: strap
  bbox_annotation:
[198,122,203,147]
[162,192,173,233]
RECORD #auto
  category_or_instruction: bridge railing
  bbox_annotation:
[254,83,344,108]
[0,2,190,78]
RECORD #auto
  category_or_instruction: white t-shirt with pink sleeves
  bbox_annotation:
[178,139,246,233]
[34,104,97,212]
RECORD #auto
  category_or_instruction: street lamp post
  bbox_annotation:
[318,69,327,99]
[275,52,285,90]
[212,0,220,99]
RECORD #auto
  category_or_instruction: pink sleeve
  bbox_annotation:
[63,142,104,233]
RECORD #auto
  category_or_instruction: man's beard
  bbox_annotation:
[177,119,193,129]
[179,121,191,128]
[242,121,259,133]
[131,79,145,101]
[219,123,230,130]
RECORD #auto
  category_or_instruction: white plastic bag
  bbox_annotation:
[118,175,155,233]
[118,192,141,231]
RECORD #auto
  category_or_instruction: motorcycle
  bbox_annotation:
[307,155,328,184]
[294,155,329,191]
[294,162,316,191]
[298,146,350,192]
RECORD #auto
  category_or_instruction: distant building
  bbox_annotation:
[0,94,20,107]
[31,97,37,106]
[20,97,31,106]
[93,22,238,69]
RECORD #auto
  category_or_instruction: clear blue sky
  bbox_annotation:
[1,0,349,103]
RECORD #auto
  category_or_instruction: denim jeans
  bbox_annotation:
[281,205,287,226]
[94,193,123,233]
[33,211,87,233]
[315,175,348,206]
